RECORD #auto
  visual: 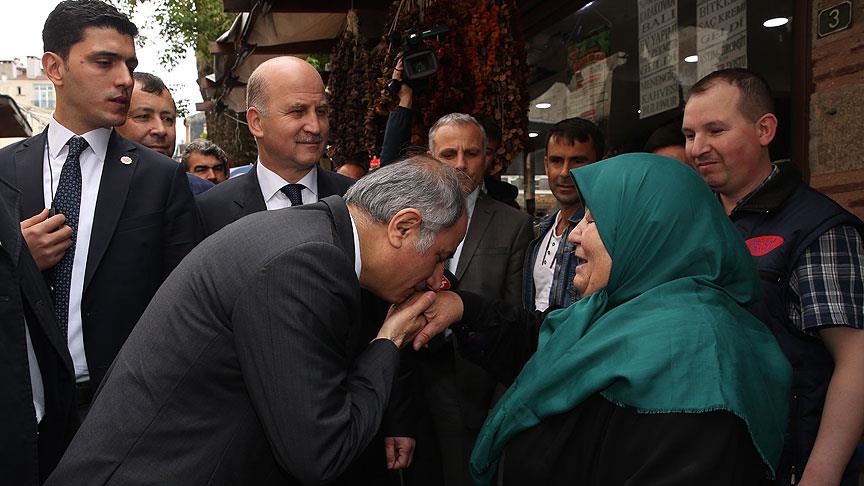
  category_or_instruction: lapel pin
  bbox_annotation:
[120,156,133,165]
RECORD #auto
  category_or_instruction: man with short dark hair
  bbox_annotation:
[181,139,228,184]
[683,67,864,485]
[117,72,175,157]
[644,121,690,167]
[46,157,468,486]
[117,72,213,195]
[0,0,199,416]
[476,114,519,209]
[525,117,604,312]
[336,160,367,180]
[196,56,353,235]
[334,151,369,180]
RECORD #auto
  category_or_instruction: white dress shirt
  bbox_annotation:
[25,321,45,423]
[349,212,362,280]
[447,187,480,275]
[256,162,319,210]
[43,119,111,383]
[0,239,44,423]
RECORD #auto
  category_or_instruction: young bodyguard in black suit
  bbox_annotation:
[196,56,353,236]
[46,158,468,485]
[0,1,198,415]
[0,176,77,485]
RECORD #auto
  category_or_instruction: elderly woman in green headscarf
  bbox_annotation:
[414,153,791,485]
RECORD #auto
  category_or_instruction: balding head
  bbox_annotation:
[244,56,329,181]
[246,56,322,115]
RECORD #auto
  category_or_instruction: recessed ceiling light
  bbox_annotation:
[535,102,552,109]
[579,1,594,10]
[763,17,789,28]
[684,55,698,63]
[637,109,642,114]
[528,132,540,138]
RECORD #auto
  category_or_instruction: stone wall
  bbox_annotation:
[809,0,864,218]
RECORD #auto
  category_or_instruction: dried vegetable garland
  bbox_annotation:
[326,10,381,163]
[365,0,528,163]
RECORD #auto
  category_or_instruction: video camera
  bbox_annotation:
[387,25,449,95]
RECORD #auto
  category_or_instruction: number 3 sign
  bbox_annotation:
[817,1,853,38]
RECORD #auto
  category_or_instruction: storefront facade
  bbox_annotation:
[206,0,862,218]
[519,0,862,218]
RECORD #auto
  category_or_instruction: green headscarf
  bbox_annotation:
[469,153,791,485]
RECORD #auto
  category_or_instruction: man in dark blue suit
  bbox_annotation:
[0,0,199,416]
[196,56,419,484]
[196,56,353,235]
[116,71,214,195]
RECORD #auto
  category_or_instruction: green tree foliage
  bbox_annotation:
[113,0,233,68]
[113,0,257,167]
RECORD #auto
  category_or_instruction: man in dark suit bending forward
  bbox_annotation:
[47,156,468,485]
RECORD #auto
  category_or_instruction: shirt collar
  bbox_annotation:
[466,186,480,218]
[256,161,319,202]
[731,163,780,213]
[348,211,362,280]
[48,118,112,161]
[729,161,803,217]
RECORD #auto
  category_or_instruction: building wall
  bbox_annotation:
[0,76,54,109]
[809,0,864,219]
[0,75,54,136]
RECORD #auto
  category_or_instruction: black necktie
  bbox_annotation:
[280,184,305,206]
[50,136,88,336]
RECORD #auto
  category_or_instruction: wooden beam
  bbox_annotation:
[195,100,216,112]
[791,0,811,181]
[224,0,389,13]
[210,41,233,55]
[211,39,337,56]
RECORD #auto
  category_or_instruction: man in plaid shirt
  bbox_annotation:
[683,68,864,485]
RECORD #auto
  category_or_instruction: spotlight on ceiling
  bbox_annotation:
[684,55,698,63]
[535,102,552,109]
[528,132,540,138]
[763,17,789,28]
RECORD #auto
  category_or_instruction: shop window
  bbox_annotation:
[525,0,794,162]
[33,83,56,109]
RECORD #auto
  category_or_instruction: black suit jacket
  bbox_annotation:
[47,197,400,485]
[0,175,77,485]
[0,130,199,388]
[196,163,354,236]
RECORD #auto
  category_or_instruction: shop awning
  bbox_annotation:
[200,0,585,113]
[201,0,391,112]
[0,95,33,138]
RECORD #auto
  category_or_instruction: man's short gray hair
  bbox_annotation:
[180,139,229,172]
[246,69,269,115]
[344,155,466,254]
[428,113,487,155]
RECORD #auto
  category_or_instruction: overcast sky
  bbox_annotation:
[0,0,204,143]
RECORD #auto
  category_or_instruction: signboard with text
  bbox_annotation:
[697,0,748,80]
[638,0,679,119]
